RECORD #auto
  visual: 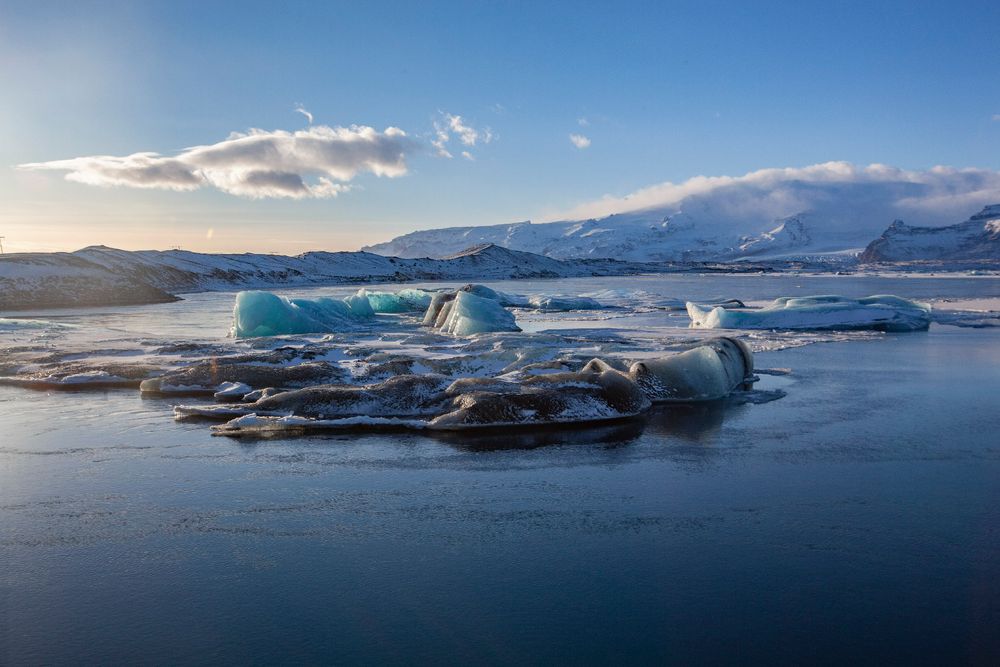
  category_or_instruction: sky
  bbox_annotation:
[1,0,999,254]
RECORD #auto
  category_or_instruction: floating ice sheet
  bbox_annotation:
[527,295,603,311]
[687,295,931,332]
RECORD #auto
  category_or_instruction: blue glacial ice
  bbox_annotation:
[355,288,434,313]
[231,291,375,338]
[687,295,932,332]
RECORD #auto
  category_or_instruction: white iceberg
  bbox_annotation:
[626,337,754,401]
[230,290,375,338]
[687,295,931,332]
[213,381,252,401]
[430,290,521,336]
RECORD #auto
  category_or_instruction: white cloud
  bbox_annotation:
[577,117,589,127]
[569,133,591,149]
[294,105,314,124]
[18,125,420,199]
[993,113,1000,121]
[431,112,493,159]
[461,151,474,161]
[549,161,1000,226]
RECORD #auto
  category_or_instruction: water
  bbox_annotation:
[1,274,999,664]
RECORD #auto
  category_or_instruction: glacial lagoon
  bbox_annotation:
[2,273,998,664]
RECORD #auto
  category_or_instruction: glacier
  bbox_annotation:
[687,295,932,332]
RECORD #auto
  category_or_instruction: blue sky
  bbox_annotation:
[2,0,999,252]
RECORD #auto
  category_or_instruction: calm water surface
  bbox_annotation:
[1,274,998,664]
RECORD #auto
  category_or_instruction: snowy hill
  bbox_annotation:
[859,205,1000,263]
[364,163,1000,261]
[0,243,666,310]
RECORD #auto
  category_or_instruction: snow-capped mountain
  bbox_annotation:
[363,163,1000,261]
[859,205,1000,262]
[0,243,667,310]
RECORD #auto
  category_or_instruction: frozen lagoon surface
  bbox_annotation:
[1,273,999,664]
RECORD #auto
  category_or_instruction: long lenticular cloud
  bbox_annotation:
[18,125,421,199]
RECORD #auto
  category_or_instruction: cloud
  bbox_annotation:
[294,105,314,124]
[431,112,493,159]
[19,125,420,199]
[549,161,1000,227]
[569,133,591,149]
[577,117,589,127]
[993,113,1000,121]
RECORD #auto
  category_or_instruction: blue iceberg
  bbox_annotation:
[231,291,375,338]
[356,288,434,313]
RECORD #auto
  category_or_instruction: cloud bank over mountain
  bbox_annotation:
[548,162,1000,224]
[366,162,1000,261]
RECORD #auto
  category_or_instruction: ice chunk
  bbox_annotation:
[140,360,345,395]
[213,381,252,401]
[231,290,375,338]
[425,290,521,336]
[460,283,503,301]
[176,374,452,421]
[211,414,429,436]
[687,295,931,332]
[527,295,603,311]
[356,288,434,313]
[627,337,753,401]
[428,367,650,429]
[422,291,457,326]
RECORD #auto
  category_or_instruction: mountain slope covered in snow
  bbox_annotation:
[0,243,674,310]
[859,205,1000,263]
[364,163,1000,261]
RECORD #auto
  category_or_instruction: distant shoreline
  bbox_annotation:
[1,244,997,312]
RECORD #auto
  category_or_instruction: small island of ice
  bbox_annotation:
[687,295,932,332]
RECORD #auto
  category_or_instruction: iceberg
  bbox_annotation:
[213,381,252,401]
[422,289,521,336]
[527,295,603,311]
[230,290,375,338]
[428,367,650,429]
[190,338,758,437]
[687,295,932,332]
[626,337,754,402]
[356,288,434,313]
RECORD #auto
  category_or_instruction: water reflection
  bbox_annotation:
[431,419,646,451]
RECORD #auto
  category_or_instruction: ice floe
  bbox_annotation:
[687,295,932,332]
